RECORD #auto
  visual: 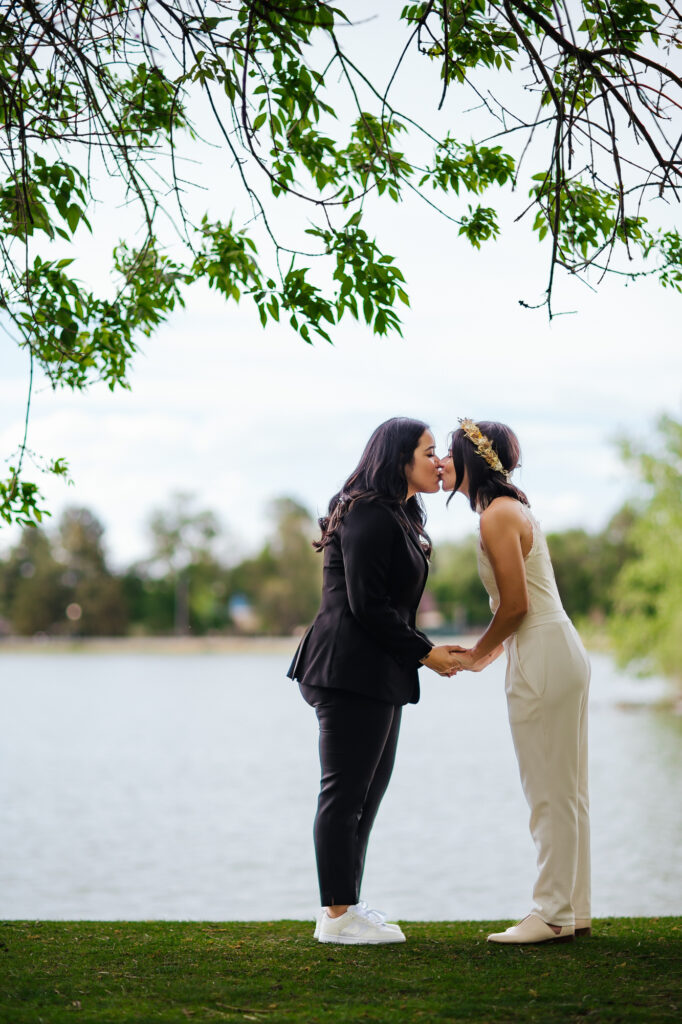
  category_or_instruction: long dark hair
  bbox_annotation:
[315,417,432,555]
[449,420,529,512]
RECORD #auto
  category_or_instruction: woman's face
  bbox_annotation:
[440,452,468,496]
[405,430,441,498]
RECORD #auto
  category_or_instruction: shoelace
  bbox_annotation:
[355,900,388,925]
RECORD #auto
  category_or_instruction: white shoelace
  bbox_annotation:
[355,900,388,925]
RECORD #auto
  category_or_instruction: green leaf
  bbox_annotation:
[65,204,82,233]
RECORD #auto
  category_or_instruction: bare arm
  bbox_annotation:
[448,642,505,673]
[452,502,529,670]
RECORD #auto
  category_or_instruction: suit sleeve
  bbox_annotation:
[340,503,433,666]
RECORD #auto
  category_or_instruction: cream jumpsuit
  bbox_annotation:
[478,504,591,927]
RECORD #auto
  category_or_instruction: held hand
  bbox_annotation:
[448,647,476,672]
[448,645,501,672]
[447,646,486,672]
[442,644,473,674]
[421,644,463,677]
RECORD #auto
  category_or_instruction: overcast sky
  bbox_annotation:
[1,8,680,568]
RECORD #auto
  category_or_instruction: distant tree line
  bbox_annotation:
[0,490,625,639]
[0,495,322,639]
[0,413,679,684]
[0,490,648,639]
[607,414,682,684]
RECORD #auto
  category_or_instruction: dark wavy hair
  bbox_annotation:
[449,420,529,512]
[315,417,432,555]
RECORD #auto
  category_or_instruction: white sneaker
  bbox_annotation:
[313,908,325,939]
[318,905,406,944]
[356,901,403,932]
[313,901,402,939]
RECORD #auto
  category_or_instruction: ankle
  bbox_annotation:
[326,905,350,919]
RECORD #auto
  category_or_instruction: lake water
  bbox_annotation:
[0,644,680,922]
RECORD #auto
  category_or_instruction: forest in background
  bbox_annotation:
[0,414,679,685]
[0,492,634,644]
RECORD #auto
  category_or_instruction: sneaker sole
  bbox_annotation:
[487,933,575,945]
[318,933,406,945]
[314,923,402,939]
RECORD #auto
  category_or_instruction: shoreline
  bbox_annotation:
[0,634,301,656]
[2,634,678,707]
[0,633,479,655]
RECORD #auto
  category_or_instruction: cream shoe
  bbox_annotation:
[487,913,575,944]
[575,918,592,937]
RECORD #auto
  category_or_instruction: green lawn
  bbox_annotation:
[1,919,680,1023]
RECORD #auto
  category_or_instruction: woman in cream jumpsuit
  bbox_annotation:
[442,419,591,945]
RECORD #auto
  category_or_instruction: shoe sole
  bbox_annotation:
[488,934,574,945]
[575,927,592,937]
[318,934,406,945]
[314,922,402,939]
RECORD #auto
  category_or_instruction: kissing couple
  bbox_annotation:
[288,417,591,946]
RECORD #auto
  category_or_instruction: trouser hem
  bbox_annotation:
[319,895,357,908]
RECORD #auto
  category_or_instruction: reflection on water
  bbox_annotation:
[0,647,679,921]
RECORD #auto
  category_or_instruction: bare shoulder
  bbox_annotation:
[479,497,530,546]
[480,496,528,528]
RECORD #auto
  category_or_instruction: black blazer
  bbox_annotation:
[287,499,433,705]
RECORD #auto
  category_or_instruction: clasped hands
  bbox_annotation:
[422,644,480,677]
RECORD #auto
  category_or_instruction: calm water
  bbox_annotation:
[0,646,680,921]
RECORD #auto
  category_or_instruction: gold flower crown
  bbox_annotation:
[458,418,510,477]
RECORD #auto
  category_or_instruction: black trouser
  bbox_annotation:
[300,683,402,907]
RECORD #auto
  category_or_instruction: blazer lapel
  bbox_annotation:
[393,507,429,569]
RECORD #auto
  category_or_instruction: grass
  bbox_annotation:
[1,919,680,1023]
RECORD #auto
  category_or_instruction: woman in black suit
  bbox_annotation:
[288,417,458,945]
